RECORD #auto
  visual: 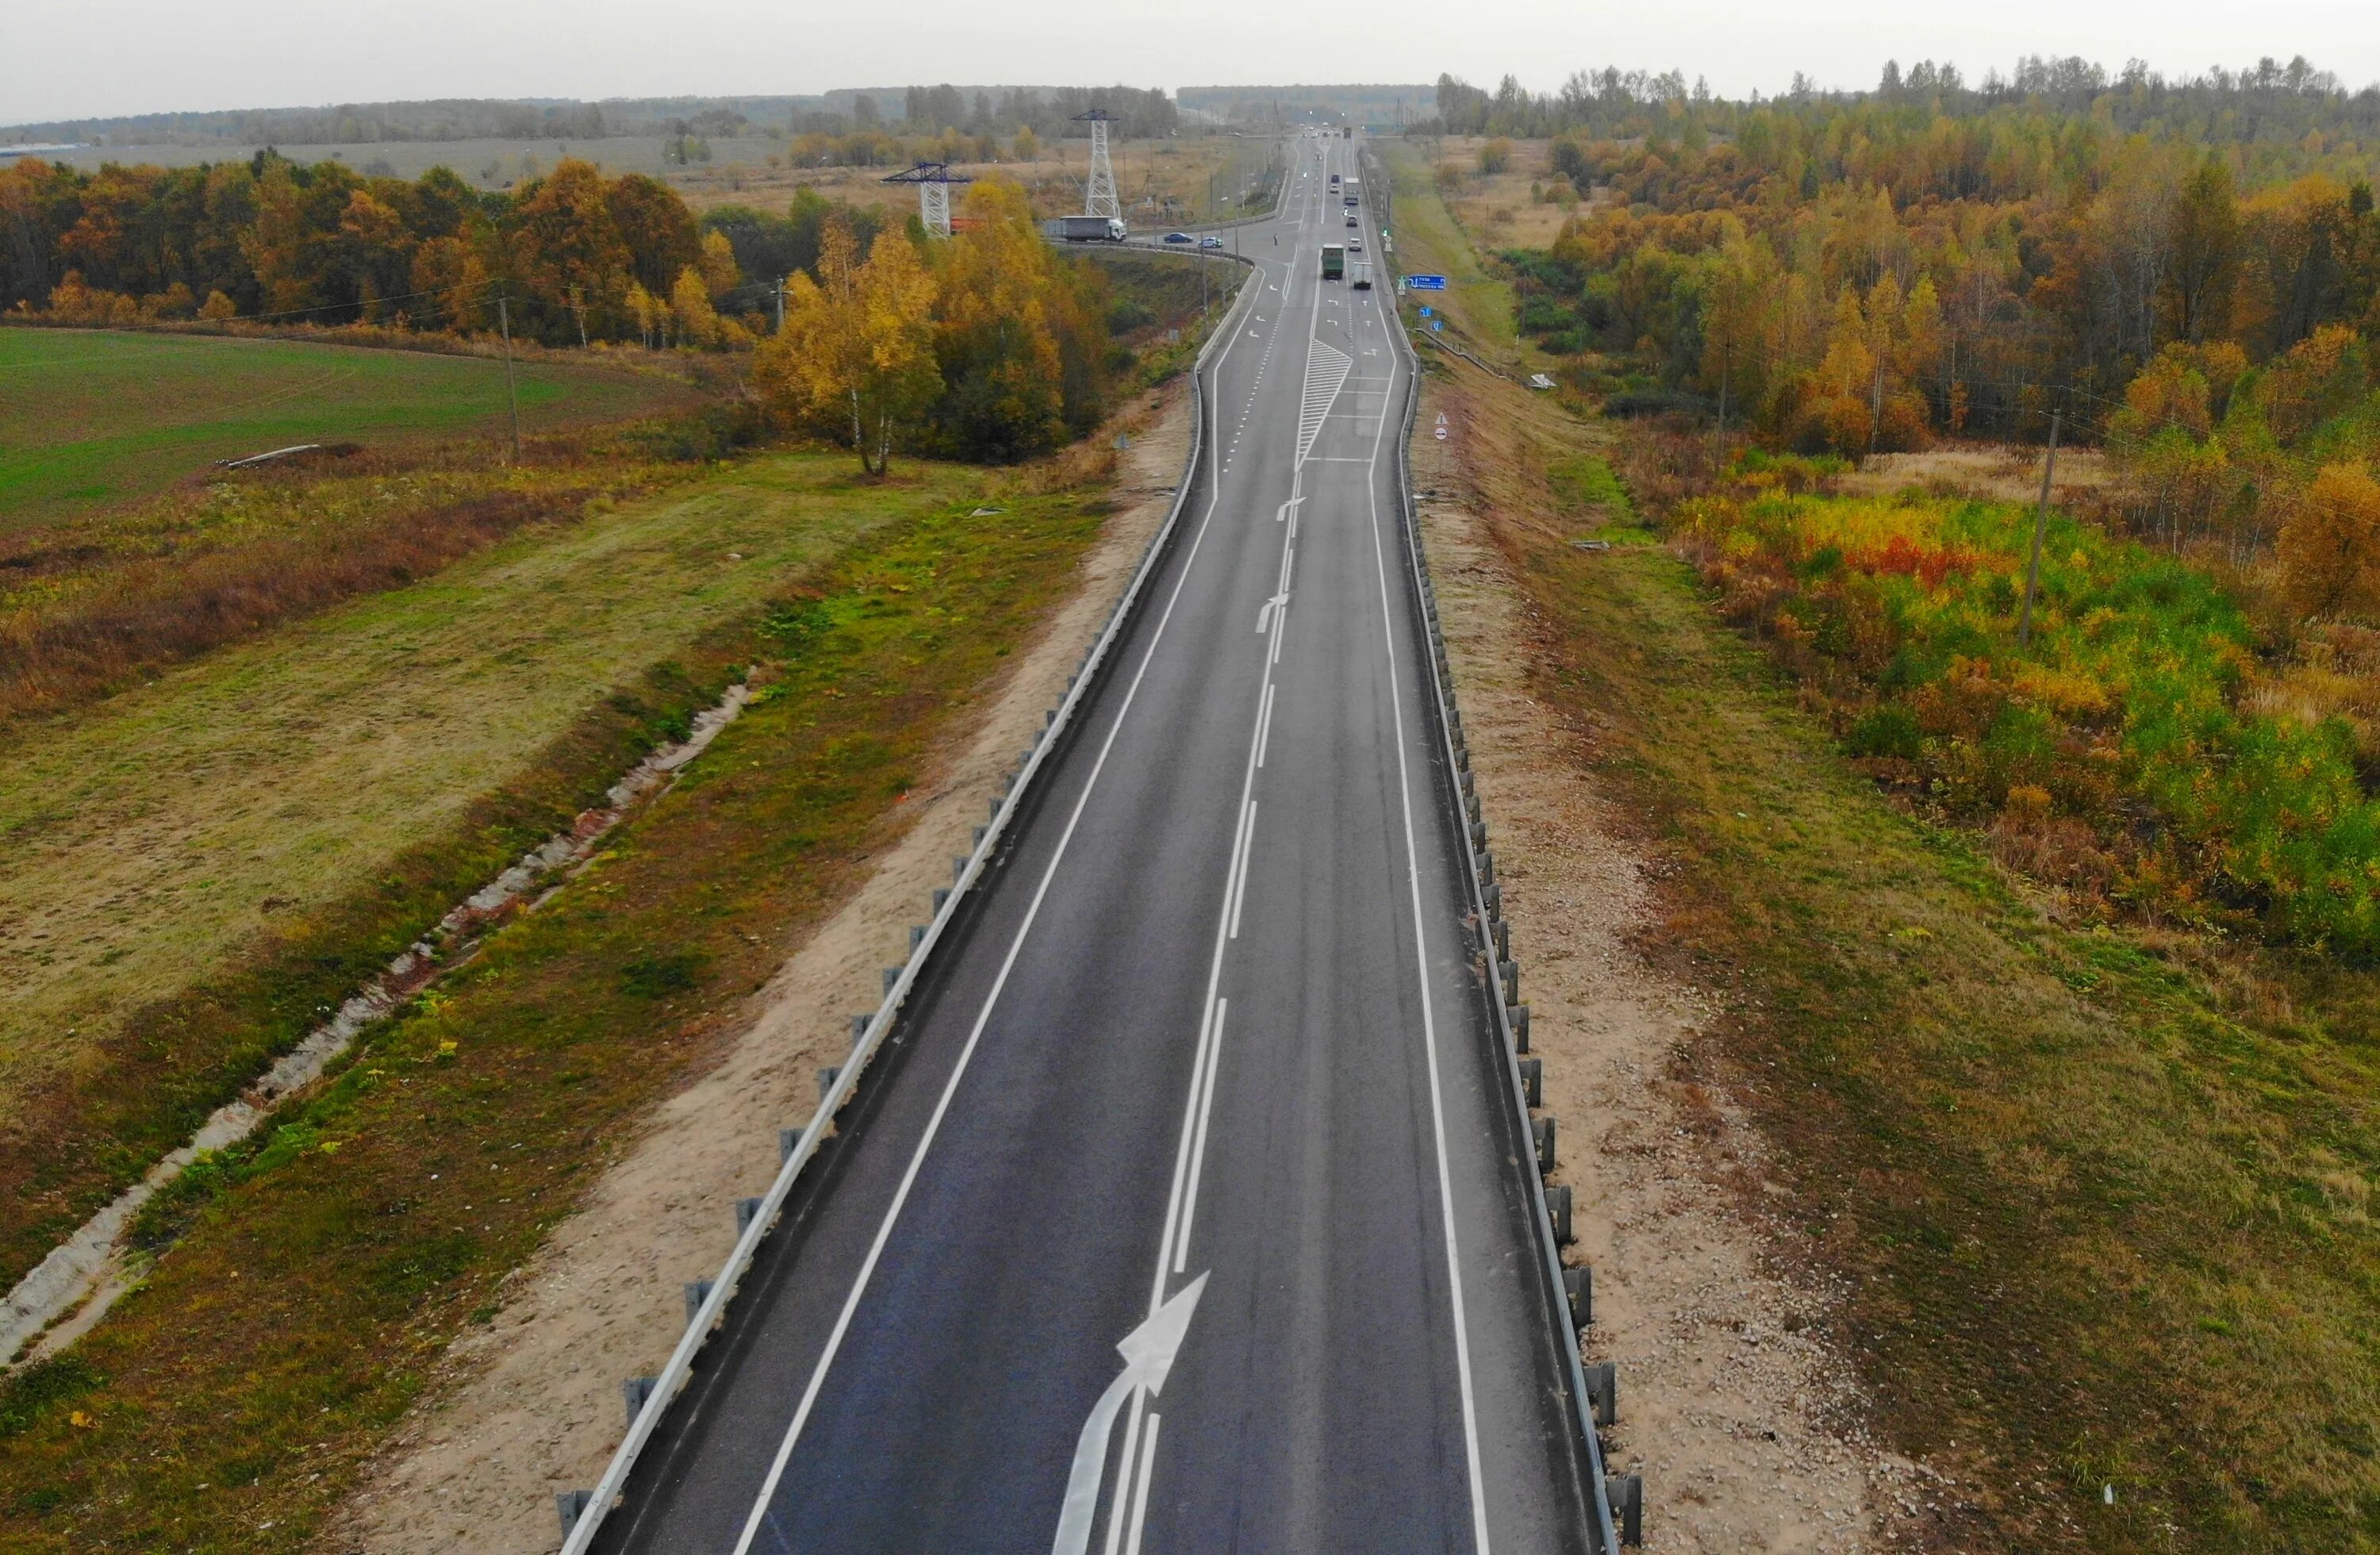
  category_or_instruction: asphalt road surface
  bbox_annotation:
[592,132,1597,1555]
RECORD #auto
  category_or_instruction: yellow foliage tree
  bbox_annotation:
[2278,463,2380,621]
[197,289,238,321]
[698,228,741,303]
[756,217,940,474]
[669,265,720,347]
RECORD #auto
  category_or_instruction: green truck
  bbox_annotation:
[1321,244,1345,281]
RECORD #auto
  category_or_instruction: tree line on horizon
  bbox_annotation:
[0,148,1133,465]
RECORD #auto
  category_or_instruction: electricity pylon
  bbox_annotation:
[881,161,973,236]
[1073,109,1119,221]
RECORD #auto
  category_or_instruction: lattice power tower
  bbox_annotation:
[882,161,973,237]
[1073,109,1120,221]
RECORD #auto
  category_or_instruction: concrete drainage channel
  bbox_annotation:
[0,680,755,1370]
[1368,146,1642,1549]
[553,254,1263,1554]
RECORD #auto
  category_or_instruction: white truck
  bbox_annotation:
[1040,216,1129,242]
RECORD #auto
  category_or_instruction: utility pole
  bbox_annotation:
[774,276,787,334]
[2018,410,2060,647]
[1715,341,1730,473]
[497,294,524,463]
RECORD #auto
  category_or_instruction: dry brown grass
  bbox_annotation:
[1835,442,2118,503]
[1424,136,1578,250]
[0,439,686,727]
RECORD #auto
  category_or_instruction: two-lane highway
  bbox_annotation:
[589,132,1596,1555]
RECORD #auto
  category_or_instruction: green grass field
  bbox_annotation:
[0,328,685,528]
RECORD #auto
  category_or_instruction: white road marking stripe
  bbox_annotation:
[1123,1414,1162,1555]
[1229,802,1257,939]
[1173,1000,1226,1274]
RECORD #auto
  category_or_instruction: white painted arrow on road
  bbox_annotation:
[1050,1273,1209,1555]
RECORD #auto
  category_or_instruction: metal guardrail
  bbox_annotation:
[557,252,1262,1555]
[1368,145,1632,1553]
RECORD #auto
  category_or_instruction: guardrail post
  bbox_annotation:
[1585,1360,1618,1426]
[557,1488,594,1536]
[1548,1183,1573,1244]
[818,1065,840,1100]
[850,1014,868,1047]
[883,966,900,994]
[735,1196,765,1234]
[1519,1056,1542,1107]
[1507,1003,1530,1051]
[1500,958,1520,1004]
[779,1127,800,1165]
[682,1279,713,1328]
[1608,1472,1643,1545]
[1564,1264,1592,1328]
[1534,1115,1557,1173]
[621,1375,657,1426]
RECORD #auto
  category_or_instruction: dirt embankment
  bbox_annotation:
[321,385,1192,1555]
[1414,363,1924,1550]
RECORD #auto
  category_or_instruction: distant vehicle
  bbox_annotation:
[1200,235,1223,248]
[1041,216,1129,242]
[1162,231,1194,244]
[1345,214,1358,228]
[1349,236,1364,251]
[1321,244,1345,281]
[1330,172,1341,186]
[1350,260,1372,290]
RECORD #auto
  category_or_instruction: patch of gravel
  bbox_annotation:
[320,382,1192,1555]
[1414,384,1920,1552]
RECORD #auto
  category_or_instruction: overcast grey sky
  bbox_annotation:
[6,0,2378,126]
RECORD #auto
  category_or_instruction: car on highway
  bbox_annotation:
[1349,236,1363,251]
[1200,235,1223,248]
[1162,231,1194,244]
[1345,213,1358,227]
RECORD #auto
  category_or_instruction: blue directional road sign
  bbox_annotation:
[1430,319,1444,332]
[1407,274,1448,290]
[1417,305,1432,317]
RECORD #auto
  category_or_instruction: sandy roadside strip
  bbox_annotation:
[1412,377,1925,1552]
[322,380,1192,1555]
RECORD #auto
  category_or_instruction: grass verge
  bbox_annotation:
[0,474,1115,1550]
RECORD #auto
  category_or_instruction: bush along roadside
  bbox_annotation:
[0,482,1111,1552]
[1669,465,2380,957]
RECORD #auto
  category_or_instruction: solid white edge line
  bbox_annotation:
[718,251,1271,1555]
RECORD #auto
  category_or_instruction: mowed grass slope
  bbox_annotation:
[0,328,686,527]
[0,453,977,1288]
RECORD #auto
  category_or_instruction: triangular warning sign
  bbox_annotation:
[1434,412,1447,426]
